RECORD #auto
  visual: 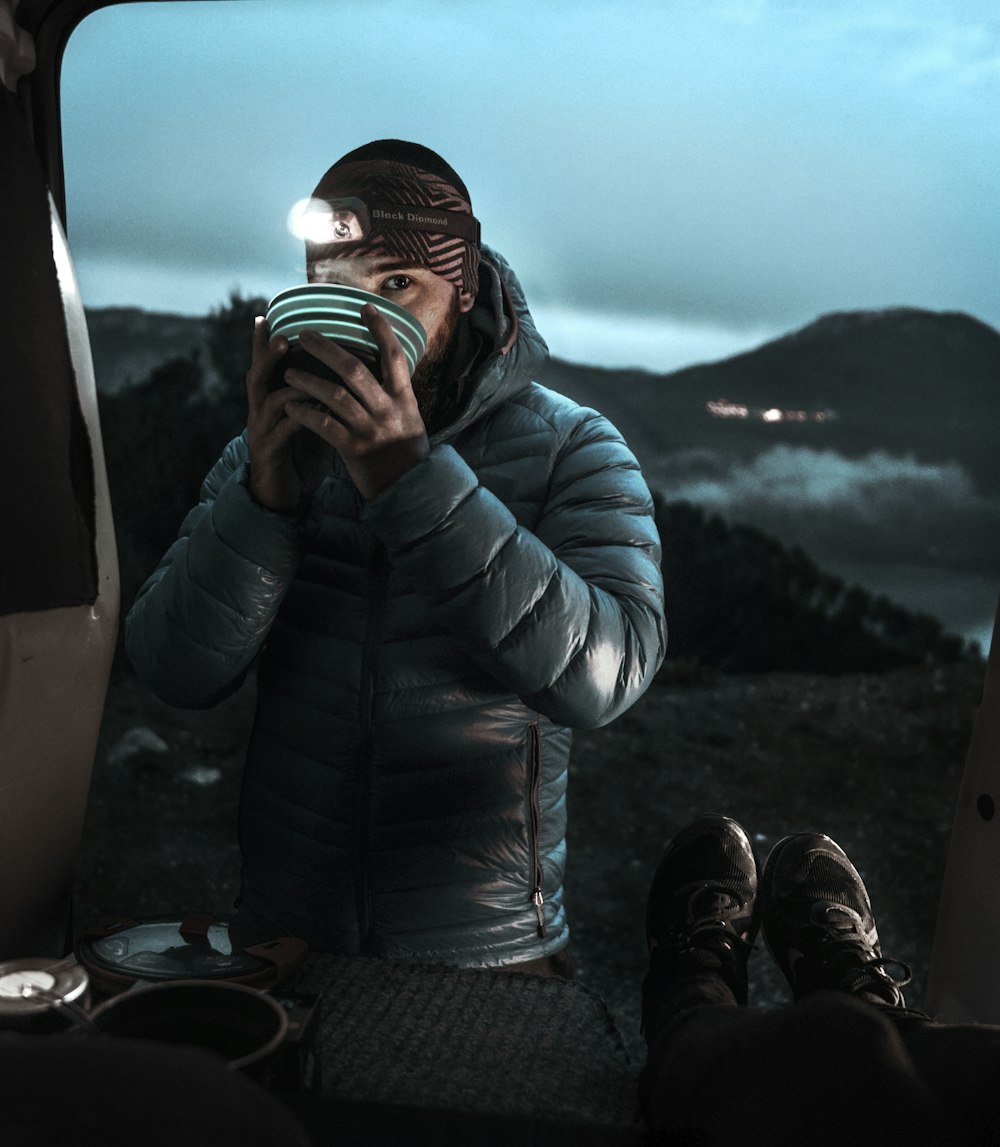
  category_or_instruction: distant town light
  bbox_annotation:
[706,399,749,419]
[706,399,838,423]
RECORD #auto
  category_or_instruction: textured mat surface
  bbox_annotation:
[285,954,640,1129]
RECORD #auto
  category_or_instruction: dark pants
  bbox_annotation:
[641,973,1000,1147]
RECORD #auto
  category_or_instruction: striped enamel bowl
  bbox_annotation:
[265,283,427,374]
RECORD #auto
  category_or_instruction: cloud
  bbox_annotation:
[662,446,1000,573]
[528,305,779,373]
[895,39,1000,86]
[73,255,278,316]
[847,7,1000,89]
[70,254,782,377]
[668,445,976,516]
[59,0,1000,334]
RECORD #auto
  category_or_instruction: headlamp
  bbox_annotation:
[290,195,481,247]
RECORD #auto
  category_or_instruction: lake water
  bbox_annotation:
[822,560,997,660]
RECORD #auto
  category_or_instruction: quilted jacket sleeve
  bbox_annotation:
[362,407,666,730]
[124,433,307,708]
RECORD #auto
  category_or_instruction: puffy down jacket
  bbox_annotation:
[125,248,666,966]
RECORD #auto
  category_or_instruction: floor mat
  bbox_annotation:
[285,954,640,1130]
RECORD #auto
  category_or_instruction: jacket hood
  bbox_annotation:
[431,245,549,443]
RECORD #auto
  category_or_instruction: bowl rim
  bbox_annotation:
[88,978,290,1068]
[267,285,426,352]
[267,282,418,319]
[266,285,427,373]
[267,297,424,333]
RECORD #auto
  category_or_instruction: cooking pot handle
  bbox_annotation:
[73,916,140,957]
[179,912,215,943]
[245,936,309,986]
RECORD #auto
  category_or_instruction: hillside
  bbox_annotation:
[87,302,1000,496]
[538,307,1000,498]
[86,306,217,395]
[87,300,999,649]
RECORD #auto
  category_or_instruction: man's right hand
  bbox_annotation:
[246,316,333,514]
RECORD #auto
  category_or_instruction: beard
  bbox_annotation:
[408,292,463,427]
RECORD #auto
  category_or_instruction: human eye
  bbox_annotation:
[381,274,412,292]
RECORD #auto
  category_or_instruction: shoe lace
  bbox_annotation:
[683,917,756,958]
[653,885,756,959]
[845,953,913,998]
[795,929,912,1002]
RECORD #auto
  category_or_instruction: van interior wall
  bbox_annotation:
[0,84,96,614]
[0,82,117,960]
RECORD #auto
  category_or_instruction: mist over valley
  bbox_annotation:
[86,302,999,654]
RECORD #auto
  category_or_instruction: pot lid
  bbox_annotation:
[79,914,272,982]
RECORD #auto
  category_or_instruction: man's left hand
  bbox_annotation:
[283,304,429,501]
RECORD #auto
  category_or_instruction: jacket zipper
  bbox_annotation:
[528,721,546,937]
[356,541,389,955]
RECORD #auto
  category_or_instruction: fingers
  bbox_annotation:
[284,399,351,450]
[360,303,412,396]
[283,367,368,438]
[280,312,424,460]
[294,329,386,415]
[264,408,303,450]
[246,316,289,409]
[295,307,413,402]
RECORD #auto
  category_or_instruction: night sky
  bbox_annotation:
[60,0,1000,372]
[55,0,999,650]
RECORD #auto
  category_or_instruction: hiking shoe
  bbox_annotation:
[760,833,912,1007]
[643,814,759,1009]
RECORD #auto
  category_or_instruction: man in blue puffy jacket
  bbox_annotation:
[125,139,666,973]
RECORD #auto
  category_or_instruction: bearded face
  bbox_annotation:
[304,251,476,434]
[407,288,463,426]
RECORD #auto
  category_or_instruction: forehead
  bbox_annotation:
[307,254,428,281]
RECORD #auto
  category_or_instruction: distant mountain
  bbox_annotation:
[91,297,993,661]
[84,301,999,504]
[85,306,221,396]
[538,307,1000,497]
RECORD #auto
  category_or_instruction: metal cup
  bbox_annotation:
[0,958,91,1034]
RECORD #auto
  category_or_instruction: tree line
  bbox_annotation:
[655,498,975,674]
[97,293,979,674]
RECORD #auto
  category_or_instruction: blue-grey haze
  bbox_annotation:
[60,0,1000,369]
[58,0,999,650]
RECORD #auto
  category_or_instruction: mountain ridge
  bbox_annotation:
[85,302,1000,501]
[91,298,996,655]
[535,306,1000,498]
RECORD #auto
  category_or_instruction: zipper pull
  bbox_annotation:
[533,888,545,936]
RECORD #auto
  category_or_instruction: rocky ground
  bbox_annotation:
[75,659,986,1066]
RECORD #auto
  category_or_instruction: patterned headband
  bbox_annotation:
[307,159,481,295]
